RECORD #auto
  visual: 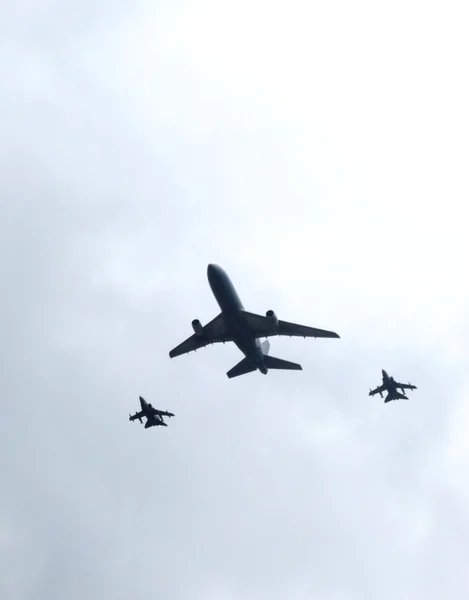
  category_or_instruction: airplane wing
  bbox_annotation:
[169,313,233,358]
[129,411,144,421]
[394,382,417,390]
[154,409,174,418]
[369,385,386,396]
[241,311,340,339]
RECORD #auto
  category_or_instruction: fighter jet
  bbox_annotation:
[129,396,175,428]
[169,264,340,378]
[369,370,417,403]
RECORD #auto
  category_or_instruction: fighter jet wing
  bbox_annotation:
[169,313,233,358]
[129,410,144,421]
[369,385,386,396]
[241,310,340,339]
[154,409,174,418]
[394,382,417,390]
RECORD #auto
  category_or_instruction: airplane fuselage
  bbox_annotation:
[381,370,408,401]
[207,264,267,374]
[382,370,391,384]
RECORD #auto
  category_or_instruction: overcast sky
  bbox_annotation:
[1,1,469,599]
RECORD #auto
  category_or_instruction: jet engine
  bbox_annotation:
[266,310,278,327]
[192,319,204,336]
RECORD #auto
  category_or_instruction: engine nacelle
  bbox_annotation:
[192,319,204,336]
[266,310,278,327]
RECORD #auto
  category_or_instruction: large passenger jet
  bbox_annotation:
[169,264,340,378]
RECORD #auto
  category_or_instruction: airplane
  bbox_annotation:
[369,370,417,403]
[169,263,340,378]
[129,396,175,428]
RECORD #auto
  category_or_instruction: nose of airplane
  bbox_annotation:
[207,264,220,280]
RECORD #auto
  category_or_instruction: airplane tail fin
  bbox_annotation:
[263,355,302,371]
[227,357,257,379]
[226,347,302,378]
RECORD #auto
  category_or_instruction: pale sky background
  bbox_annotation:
[1,1,469,599]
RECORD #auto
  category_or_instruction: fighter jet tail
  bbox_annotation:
[263,355,302,371]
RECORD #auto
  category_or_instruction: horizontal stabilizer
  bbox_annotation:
[227,357,257,379]
[263,355,302,371]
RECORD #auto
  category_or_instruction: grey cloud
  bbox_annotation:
[2,2,469,600]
